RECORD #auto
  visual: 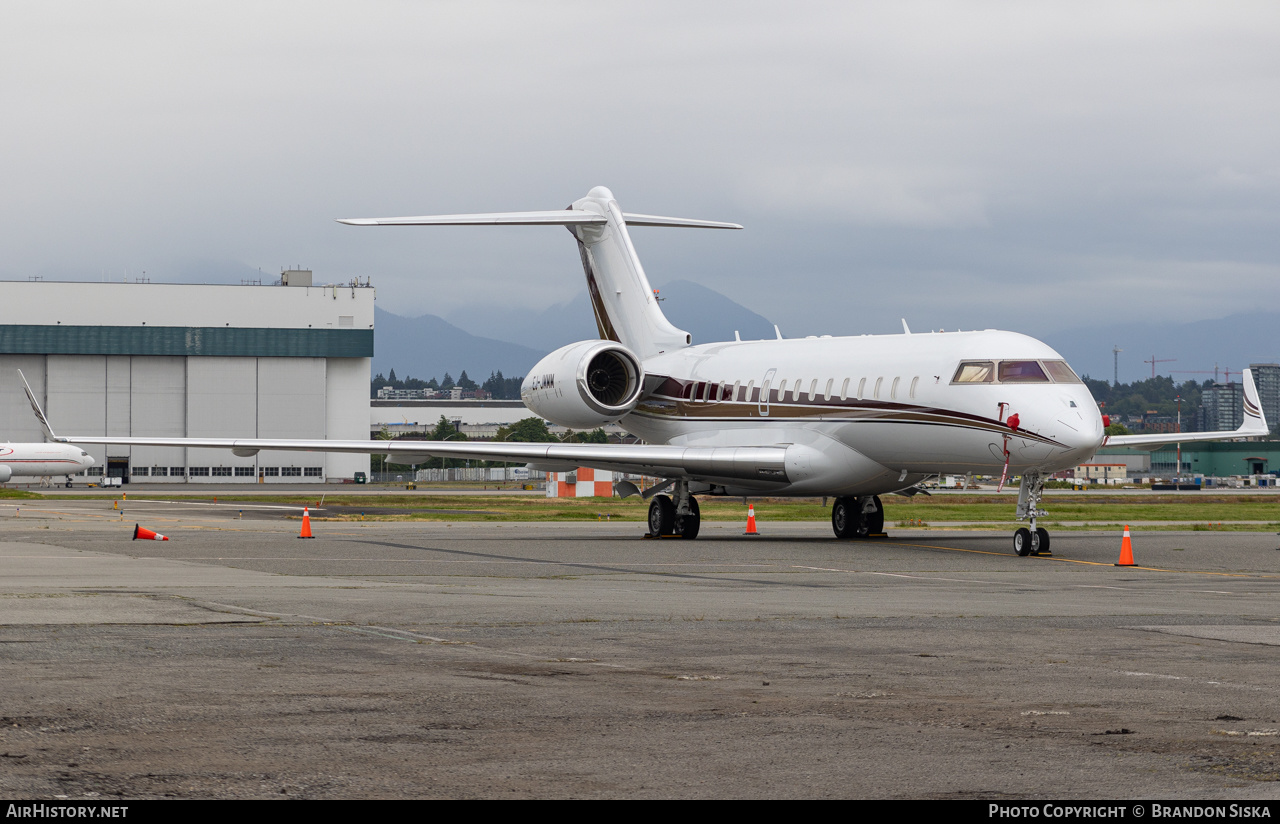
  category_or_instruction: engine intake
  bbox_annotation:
[522,340,645,429]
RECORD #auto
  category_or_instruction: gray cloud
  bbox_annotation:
[2,1,1278,355]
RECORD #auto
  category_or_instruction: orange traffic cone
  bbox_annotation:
[1115,525,1135,566]
[133,524,169,541]
[744,504,760,536]
[298,506,314,539]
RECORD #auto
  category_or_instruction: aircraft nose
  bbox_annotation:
[1057,401,1105,458]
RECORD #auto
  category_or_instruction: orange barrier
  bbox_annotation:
[298,506,315,539]
[744,504,759,536]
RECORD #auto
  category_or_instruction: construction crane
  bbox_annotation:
[1144,355,1176,379]
[1112,345,1123,386]
[1171,365,1234,383]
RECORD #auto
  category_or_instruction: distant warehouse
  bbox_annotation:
[0,272,372,484]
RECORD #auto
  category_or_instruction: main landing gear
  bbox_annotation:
[647,479,701,539]
[831,495,884,539]
[1012,472,1051,557]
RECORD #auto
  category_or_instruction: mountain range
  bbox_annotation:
[373,280,775,382]
[375,282,1280,387]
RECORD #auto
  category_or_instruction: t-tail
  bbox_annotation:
[338,186,740,358]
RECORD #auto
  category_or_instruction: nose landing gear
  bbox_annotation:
[1012,473,1050,556]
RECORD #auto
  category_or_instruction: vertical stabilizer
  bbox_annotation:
[568,187,690,358]
[337,186,740,358]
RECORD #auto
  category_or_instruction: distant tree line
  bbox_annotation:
[371,369,524,399]
[1081,374,1210,433]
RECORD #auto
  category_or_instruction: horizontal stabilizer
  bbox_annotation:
[338,211,741,230]
[337,210,606,227]
[620,213,741,230]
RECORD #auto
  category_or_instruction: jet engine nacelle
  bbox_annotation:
[521,340,645,429]
[0,466,11,483]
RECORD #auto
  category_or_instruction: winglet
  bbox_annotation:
[17,370,61,442]
[1239,368,1269,436]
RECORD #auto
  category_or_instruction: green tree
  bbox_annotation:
[563,428,609,443]
[496,417,557,443]
[420,415,467,468]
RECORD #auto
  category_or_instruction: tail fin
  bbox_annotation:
[338,186,740,358]
[1240,368,1269,436]
[17,370,60,442]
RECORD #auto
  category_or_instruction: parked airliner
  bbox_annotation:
[28,187,1268,555]
[0,442,94,486]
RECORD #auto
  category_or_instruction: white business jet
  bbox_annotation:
[27,187,1268,555]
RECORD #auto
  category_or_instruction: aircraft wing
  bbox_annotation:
[55,435,792,485]
[1104,368,1269,449]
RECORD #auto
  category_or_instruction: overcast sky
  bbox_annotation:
[4,2,1278,362]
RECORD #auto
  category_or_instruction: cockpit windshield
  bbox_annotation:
[953,361,995,383]
[952,359,1082,385]
[1042,360,1082,383]
[998,360,1048,383]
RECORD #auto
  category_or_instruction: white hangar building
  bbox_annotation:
[0,274,373,484]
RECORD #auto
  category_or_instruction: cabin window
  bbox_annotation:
[909,376,919,399]
[702,381,712,402]
[998,360,1050,383]
[873,377,883,399]
[824,378,833,401]
[810,379,819,401]
[840,378,849,401]
[952,361,995,383]
[744,380,754,402]
[793,379,803,402]
[1043,360,1083,384]
[890,377,899,400]
[777,379,787,399]
[857,378,866,400]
